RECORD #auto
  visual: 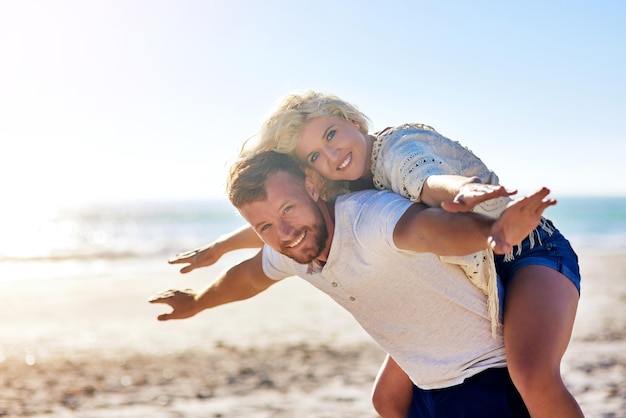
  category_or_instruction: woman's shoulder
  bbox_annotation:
[374,123,439,139]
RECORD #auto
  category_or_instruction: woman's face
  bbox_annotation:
[295,116,371,182]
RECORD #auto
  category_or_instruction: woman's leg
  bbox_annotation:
[371,355,414,418]
[504,265,584,417]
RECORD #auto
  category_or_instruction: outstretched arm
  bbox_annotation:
[488,187,556,253]
[421,175,517,211]
[168,224,263,274]
[394,187,556,255]
[151,249,277,321]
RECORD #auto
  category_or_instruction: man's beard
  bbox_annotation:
[281,210,329,265]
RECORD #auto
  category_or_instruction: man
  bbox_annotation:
[151,151,554,417]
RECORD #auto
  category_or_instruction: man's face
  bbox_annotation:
[238,171,329,264]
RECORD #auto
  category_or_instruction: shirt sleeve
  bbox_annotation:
[374,129,460,202]
[261,244,298,280]
[350,191,415,254]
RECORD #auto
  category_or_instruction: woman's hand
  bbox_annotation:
[442,183,517,213]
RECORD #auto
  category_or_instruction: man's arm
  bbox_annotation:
[168,224,263,274]
[150,249,277,321]
[394,187,556,256]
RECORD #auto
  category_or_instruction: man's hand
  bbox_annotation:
[169,226,263,274]
[168,243,222,274]
[489,187,556,254]
[149,289,200,321]
[441,183,518,213]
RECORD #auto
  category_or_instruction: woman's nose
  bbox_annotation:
[323,143,340,163]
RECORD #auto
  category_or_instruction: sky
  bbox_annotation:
[1,0,625,213]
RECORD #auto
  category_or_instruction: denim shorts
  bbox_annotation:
[408,367,529,418]
[494,218,581,294]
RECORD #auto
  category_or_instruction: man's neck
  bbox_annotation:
[315,199,335,263]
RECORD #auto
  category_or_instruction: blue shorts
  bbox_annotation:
[409,368,529,418]
[494,218,581,294]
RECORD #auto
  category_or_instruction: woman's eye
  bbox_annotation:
[260,224,271,232]
[326,130,336,141]
[310,152,320,163]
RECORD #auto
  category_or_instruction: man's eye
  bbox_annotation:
[260,224,271,232]
[310,152,320,163]
[326,130,336,141]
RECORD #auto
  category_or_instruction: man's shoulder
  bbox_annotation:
[261,244,304,279]
[335,190,414,224]
[337,189,408,207]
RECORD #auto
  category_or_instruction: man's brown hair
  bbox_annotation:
[227,151,305,208]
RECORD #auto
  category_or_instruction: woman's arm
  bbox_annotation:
[420,175,481,207]
[422,175,516,212]
[394,187,555,256]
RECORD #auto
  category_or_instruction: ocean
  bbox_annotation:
[1,196,625,283]
[0,198,245,283]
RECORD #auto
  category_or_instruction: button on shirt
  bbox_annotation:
[262,189,507,390]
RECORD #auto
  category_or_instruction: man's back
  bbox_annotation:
[262,189,507,389]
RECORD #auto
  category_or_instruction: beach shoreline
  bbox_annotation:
[1,251,625,417]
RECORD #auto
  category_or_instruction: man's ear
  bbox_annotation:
[304,174,321,202]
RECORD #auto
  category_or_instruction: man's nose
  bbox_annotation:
[277,219,294,239]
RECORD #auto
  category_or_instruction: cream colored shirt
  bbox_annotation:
[262,190,507,389]
[371,123,512,335]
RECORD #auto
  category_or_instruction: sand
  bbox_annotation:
[1,250,625,417]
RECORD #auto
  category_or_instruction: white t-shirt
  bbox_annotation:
[372,123,512,334]
[262,189,507,390]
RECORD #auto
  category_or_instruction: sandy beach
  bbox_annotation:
[1,250,625,417]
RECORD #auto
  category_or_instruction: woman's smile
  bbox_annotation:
[337,152,352,170]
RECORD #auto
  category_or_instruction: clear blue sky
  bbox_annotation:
[1,0,625,211]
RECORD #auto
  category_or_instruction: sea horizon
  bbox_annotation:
[2,195,626,284]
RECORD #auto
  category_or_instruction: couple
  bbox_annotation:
[154,152,553,417]
[150,92,582,417]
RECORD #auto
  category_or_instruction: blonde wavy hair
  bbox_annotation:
[240,90,371,200]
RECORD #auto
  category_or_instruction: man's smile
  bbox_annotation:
[286,231,306,248]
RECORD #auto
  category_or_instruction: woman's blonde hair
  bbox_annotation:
[241,90,370,158]
[239,90,370,200]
